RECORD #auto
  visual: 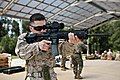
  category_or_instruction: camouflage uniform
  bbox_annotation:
[71,42,87,79]
[15,33,57,80]
[59,41,74,70]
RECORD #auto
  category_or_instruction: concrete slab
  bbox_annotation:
[0,59,120,80]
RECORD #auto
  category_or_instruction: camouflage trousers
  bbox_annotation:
[26,72,57,80]
[61,56,67,68]
[25,67,57,80]
[71,54,83,76]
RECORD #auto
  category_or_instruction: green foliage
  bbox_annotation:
[0,22,7,38]
[12,20,19,36]
[0,17,11,24]
[22,20,29,33]
[0,35,17,55]
[91,20,120,51]
[108,20,120,51]
[0,17,19,55]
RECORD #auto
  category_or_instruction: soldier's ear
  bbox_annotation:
[29,26,33,32]
[29,26,33,30]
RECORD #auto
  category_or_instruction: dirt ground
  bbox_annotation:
[0,59,120,80]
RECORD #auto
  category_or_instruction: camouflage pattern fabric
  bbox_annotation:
[71,42,87,78]
[59,41,75,57]
[115,53,120,61]
[59,41,75,68]
[15,33,57,80]
[71,54,83,76]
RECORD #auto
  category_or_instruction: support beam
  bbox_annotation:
[73,10,120,27]
[87,1,120,18]
[108,11,120,14]
[107,11,120,18]
[88,17,114,29]
[0,0,16,15]
[73,12,107,26]
[88,0,120,2]
[111,14,120,18]
[87,1,107,12]
[72,0,108,26]
[71,0,120,27]
[85,0,120,17]
[2,14,28,20]
[48,1,78,20]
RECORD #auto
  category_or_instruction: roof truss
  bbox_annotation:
[0,0,120,29]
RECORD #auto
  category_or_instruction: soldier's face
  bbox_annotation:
[69,35,75,40]
[30,20,47,34]
[68,33,74,39]
[68,33,76,43]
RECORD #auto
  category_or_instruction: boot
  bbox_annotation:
[74,74,78,79]
[74,74,83,79]
[61,68,66,71]
[74,71,77,79]
[77,71,83,79]
[70,64,73,68]
[77,75,83,79]
[65,67,69,70]
[61,66,66,71]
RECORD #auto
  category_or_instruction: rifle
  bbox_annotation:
[25,21,64,57]
[0,66,25,74]
[25,21,109,57]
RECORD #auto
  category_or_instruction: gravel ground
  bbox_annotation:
[0,59,120,80]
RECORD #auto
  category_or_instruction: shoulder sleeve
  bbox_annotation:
[15,33,41,60]
[80,43,87,54]
[58,41,65,55]
[75,43,87,54]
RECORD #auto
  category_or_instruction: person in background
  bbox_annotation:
[15,13,57,80]
[101,50,107,60]
[115,51,120,61]
[107,49,113,60]
[59,32,76,71]
[94,51,101,59]
[71,34,87,79]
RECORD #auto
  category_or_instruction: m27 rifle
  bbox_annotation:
[25,21,93,57]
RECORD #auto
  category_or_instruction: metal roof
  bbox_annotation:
[0,0,120,29]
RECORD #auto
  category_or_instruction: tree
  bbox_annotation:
[109,20,120,51]
[0,17,20,55]
[12,20,19,36]
[22,20,29,33]
[0,35,17,55]
[0,19,8,38]
[91,20,120,52]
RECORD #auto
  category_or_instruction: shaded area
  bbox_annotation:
[0,59,120,80]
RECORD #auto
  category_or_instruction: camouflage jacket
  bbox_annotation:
[59,41,75,57]
[15,33,57,80]
[74,42,87,54]
[71,42,87,62]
